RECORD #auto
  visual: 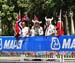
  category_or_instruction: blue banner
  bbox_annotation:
[0,36,75,52]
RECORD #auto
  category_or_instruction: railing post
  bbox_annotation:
[62,54,64,62]
[60,54,62,62]
[60,52,64,63]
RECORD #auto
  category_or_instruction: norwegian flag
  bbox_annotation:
[15,11,22,37]
[56,10,64,36]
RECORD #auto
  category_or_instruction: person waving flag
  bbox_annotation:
[15,10,22,37]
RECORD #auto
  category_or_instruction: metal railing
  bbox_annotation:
[0,51,75,62]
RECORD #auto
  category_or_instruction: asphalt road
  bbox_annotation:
[0,60,75,63]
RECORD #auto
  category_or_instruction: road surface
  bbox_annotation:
[0,60,75,63]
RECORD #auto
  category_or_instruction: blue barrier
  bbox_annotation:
[0,36,75,52]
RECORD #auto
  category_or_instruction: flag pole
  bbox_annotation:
[60,9,62,30]
[19,10,21,19]
[19,10,20,15]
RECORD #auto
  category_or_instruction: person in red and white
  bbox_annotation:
[45,17,55,36]
[21,12,30,37]
[31,16,43,36]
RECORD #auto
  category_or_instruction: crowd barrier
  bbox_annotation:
[0,35,75,62]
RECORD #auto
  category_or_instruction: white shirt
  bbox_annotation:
[21,27,29,37]
[31,26,43,36]
[45,24,55,36]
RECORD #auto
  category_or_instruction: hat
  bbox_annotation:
[32,20,42,24]
[34,15,39,21]
[45,17,53,24]
[32,15,42,24]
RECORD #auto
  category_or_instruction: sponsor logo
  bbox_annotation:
[62,38,75,49]
[51,37,60,50]
[4,39,23,49]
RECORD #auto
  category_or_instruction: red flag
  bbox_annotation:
[15,11,22,37]
[56,10,64,36]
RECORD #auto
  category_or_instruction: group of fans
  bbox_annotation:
[14,12,64,38]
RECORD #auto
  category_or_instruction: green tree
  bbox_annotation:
[0,0,28,36]
[0,0,75,35]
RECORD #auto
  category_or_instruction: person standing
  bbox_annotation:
[45,17,55,36]
[21,21,30,37]
[31,16,43,36]
[45,16,57,59]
